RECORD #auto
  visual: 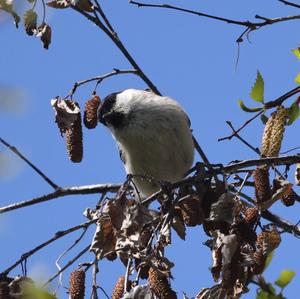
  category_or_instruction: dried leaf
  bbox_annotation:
[46,0,70,9]
[37,23,52,49]
[122,284,153,299]
[171,214,186,240]
[90,217,116,260]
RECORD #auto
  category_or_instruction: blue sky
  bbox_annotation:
[1,0,300,298]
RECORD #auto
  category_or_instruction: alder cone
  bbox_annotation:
[0,277,13,299]
[148,268,177,299]
[253,167,271,204]
[179,194,203,227]
[244,207,259,226]
[66,112,83,162]
[69,269,85,299]
[83,95,101,129]
[281,189,297,207]
[252,249,266,274]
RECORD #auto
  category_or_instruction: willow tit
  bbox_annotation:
[98,89,194,197]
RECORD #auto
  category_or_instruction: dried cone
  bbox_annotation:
[179,194,203,227]
[83,95,101,129]
[257,227,281,254]
[281,189,297,207]
[244,207,259,226]
[295,164,300,186]
[252,249,267,274]
[0,277,13,299]
[65,101,83,163]
[23,10,37,35]
[253,167,271,204]
[111,276,132,299]
[148,267,177,299]
[69,269,85,299]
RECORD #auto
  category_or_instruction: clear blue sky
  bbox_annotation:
[1,0,300,298]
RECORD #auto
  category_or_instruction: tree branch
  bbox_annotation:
[279,0,300,9]
[1,219,95,276]
[0,183,121,214]
[66,69,139,98]
[0,137,59,190]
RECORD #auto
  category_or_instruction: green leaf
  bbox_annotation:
[250,71,264,103]
[261,114,269,124]
[287,101,300,125]
[256,290,269,299]
[294,73,300,85]
[275,269,295,289]
[238,100,262,113]
[263,250,274,272]
[292,48,300,60]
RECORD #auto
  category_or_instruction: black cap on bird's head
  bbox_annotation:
[98,91,125,129]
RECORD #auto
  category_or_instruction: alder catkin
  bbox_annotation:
[69,269,85,299]
[111,276,132,299]
[83,95,101,129]
[65,101,83,163]
[261,112,276,157]
[253,167,271,204]
[268,106,288,157]
[244,207,259,226]
[148,268,177,299]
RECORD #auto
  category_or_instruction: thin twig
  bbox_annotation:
[67,69,139,98]
[0,137,59,190]
[70,4,161,95]
[91,259,99,299]
[218,111,263,142]
[124,256,132,293]
[130,1,300,41]
[279,0,300,9]
[0,183,121,214]
[1,220,95,276]
[55,227,89,292]
[43,245,90,287]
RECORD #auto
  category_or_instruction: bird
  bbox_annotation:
[98,89,194,198]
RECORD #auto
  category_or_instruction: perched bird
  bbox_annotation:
[98,89,194,197]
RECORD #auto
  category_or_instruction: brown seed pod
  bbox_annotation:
[148,267,177,299]
[256,226,281,254]
[83,95,101,129]
[253,167,271,204]
[111,276,132,299]
[252,249,266,274]
[244,207,259,226]
[281,188,297,207]
[178,194,204,227]
[69,269,85,299]
[0,276,13,299]
[23,10,37,35]
[295,164,300,186]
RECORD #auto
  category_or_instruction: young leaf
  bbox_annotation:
[261,114,269,124]
[250,71,264,103]
[275,269,295,289]
[292,49,300,61]
[238,100,262,113]
[295,73,300,85]
[287,101,300,125]
[263,250,274,272]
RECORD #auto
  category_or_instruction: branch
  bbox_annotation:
[279,0,300,9]
[0,183,121,214]
[70,4,161,95]
[66,69,139,98]
[130,1,300,41]
[223,155,300,173]
[1,219,95,276]
[0,137,59,190]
